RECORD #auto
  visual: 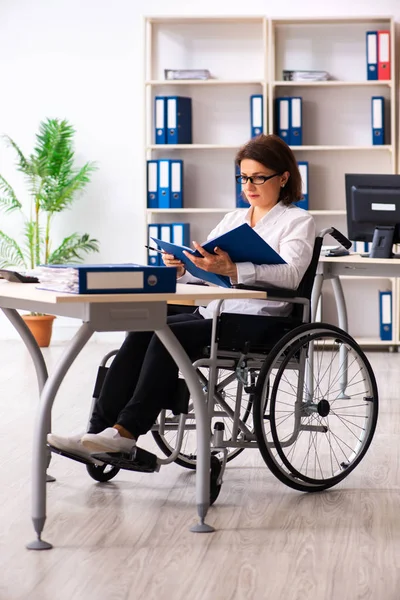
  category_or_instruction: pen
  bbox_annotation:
[144,244,164,254]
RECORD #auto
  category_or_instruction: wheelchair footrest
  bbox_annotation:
[47,444,101,466]
[91,446,160,473]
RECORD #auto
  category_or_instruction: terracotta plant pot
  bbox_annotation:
[22,314,56,347]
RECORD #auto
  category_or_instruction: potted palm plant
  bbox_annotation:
[0,118,99,346]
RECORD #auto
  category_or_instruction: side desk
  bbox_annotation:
[0,281,266,548]
[316,254,400,334]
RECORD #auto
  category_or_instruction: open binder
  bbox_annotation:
[152,223,286,288]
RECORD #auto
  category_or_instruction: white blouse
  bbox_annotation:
[178,201,316,318]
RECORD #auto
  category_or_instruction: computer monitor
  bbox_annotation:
[345,173,400,258]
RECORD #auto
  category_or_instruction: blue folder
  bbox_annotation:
[38,264,177,294]
[371,96,384,145]
[235,163,248,208]
[379,290,392,340]
[152,223,286,288]
[366,31,378,81]
[297,161,309,210]
[167,96,192,144]
[250,94,263,138]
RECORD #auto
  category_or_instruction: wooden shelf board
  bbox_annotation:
[147,80,265,86]
[273,80,392,87]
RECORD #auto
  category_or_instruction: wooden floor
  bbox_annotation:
[1,340,400,600]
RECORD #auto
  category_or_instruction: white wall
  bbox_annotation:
[0,0,399,339]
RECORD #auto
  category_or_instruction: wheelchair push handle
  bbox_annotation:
[321,227,352,250]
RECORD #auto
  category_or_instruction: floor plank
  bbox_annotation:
[0,341,400,600]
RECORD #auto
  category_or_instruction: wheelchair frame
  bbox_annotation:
[50,227,379,532]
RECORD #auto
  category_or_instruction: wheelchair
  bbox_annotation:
[50,227,379,506]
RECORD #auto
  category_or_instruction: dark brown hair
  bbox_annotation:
[235,134,303,206]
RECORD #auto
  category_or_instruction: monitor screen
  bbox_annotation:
[345,174,400,246]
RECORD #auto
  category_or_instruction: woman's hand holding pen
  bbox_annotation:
[184,242,238,280]
[162,252,186,278]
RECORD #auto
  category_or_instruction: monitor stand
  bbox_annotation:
[370,226,395,258]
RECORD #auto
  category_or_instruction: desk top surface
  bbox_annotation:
[0,282,267,305]
[320,253,400,265]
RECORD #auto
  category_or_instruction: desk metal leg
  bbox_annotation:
[2,307,48,391]
[1,308,56,481]
[155,326,214,534]
[27,322,94,550]
[331,276,350,399]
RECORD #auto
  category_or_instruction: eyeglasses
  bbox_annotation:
[235,173,282,185]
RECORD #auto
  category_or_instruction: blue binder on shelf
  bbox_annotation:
[275,97,290,142]
[148,224,160,265]
[170,159,183,208]
[167,96,192,144]
[155,96,167,144]
[147,160,159,209]
[290,97,302,145]
[250,94,263,138]
[160,223,172,245]
[235,163,248,208]
[297,162,309,210]
[379,290,392,340]
[371,96,385,145]
[157,159,184,208]
[366,31,378,81]
[158,159,170,208]
[152,223,286,288]
[171,222,190,247]
[352,241,370,254]
[38,263,177,294]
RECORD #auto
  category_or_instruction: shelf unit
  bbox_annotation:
[144,15,397,347]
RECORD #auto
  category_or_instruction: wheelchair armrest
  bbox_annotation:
[233,283,298,299]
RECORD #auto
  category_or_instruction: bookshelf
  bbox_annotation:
[144,15,397,347]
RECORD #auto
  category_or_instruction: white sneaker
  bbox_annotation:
[47,432,101,464]
[81,428,136,455]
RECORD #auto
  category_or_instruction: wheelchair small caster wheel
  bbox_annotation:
[210,456,222,506]
[86,462,120,482]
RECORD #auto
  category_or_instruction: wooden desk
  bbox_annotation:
[0,282,266,548]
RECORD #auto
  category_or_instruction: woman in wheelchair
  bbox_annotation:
[48,133,316,463]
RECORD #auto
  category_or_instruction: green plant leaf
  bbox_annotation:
[47,233,99,264]
[0,175,22,213]
[41,161,97,213]
[0,231,27,268]
[2,135,32,174]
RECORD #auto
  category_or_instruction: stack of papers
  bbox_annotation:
[282,70,330,81]
[33,266,79,293]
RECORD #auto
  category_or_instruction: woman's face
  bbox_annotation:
[240,159,289,210]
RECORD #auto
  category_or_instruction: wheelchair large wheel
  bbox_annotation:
[254,323,378,492]
[152,368,256,469]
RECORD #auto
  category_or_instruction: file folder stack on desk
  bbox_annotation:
[33,264,177,294]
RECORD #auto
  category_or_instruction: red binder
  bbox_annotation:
[377,30,390,80]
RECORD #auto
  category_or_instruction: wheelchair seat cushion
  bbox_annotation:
[216,312,304,353]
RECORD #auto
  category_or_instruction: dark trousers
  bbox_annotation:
[89,312,212,439]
